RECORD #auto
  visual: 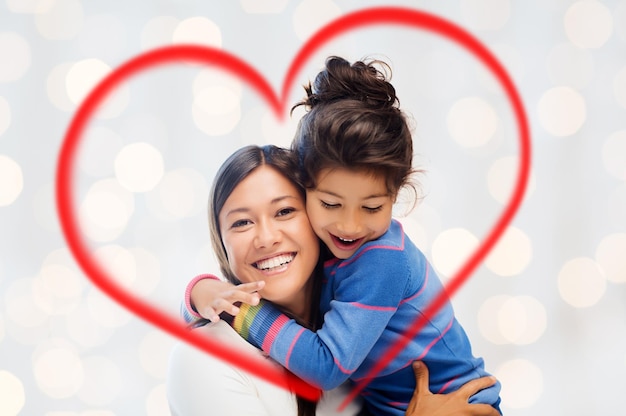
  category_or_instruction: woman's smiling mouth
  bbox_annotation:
[253,253,296,272]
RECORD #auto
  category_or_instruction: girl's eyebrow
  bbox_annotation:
[315,188,389,200]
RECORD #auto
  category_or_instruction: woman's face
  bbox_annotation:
[219,165,319,313]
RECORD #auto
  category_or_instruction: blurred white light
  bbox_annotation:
[46,62,75,111]
[192,69,243,99]
[65,59,130,119]
[537,86,586,137]
[33,345,84,399]
[484,226,533,277]
[547,43,594,88]
[460,0,511,31]
[431,228,479,279]
[0,96,11,136]
[147,168,208,220]
[241,0,289,13]
[114,142,164,192]
[140,16,179,51]
[498,296,547,345]
[145,383,171,416]
[292,0,342,41]
[32,263,83,315]
[0,155,23,206]
[595,233,626,283]
[564,0,613,49]
[496,359,543,409]
[261,108,299,148]
[477,295,510,344]
[447,97,498,148]
[478,295,548,345]
[616,2,626,43]
[139,331,177,379]
[93,245,136,289]
[487,155,535,205]
[77,356,122,406]
[79,178,135,242]
[0,32,31,82]
[192,85,241,136]
[34,0,84,40]
[86,288,132,328]
[172,17,222,47]
[65,303,115,348]
[0,370,25,416]
[5,278,49,328]
[615,66,626,111]
[396,217,429,256]
[92,245,160,296]
[602,130,626,181]
[558,257,606,308]
[6,0,54,13]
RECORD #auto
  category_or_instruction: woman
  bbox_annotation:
[166,145,498,416]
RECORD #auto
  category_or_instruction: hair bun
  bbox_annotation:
[300,56,398,110]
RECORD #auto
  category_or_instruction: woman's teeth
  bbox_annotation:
[255,253,295,271]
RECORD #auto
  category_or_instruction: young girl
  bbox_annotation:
[185,57,501,415]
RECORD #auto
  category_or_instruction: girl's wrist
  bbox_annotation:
[185,274,220,318]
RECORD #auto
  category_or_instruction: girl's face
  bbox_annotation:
[219,165,319,314]
[306,167,394,259]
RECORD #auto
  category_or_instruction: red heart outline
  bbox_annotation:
[55,7,531,404]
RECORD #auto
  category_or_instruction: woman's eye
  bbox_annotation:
[231,219,252,228]
[320,201,339,209]
[277,207,296,217]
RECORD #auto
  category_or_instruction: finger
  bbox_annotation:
[225,289,262,307]
[412,361,432,397]
[465,404,500,416]
[198,305,220,323]
[456,376,497,400]
[211,299,240,316]
[236,281,265,293]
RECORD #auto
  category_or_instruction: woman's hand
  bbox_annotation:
[191,279,265,322]
[405,361,500,416]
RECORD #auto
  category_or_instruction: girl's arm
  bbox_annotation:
[230,248,412,390]
[181,274,264,324]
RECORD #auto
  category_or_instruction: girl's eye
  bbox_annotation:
[277,207,296,217]
[320,201,339,209]
[364,205,383,213]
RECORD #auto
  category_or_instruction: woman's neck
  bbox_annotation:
[279,277,315,328]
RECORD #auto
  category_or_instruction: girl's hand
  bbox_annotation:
[190,279,265,323]
[405,361,500,416]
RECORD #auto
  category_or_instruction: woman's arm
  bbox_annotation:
[406,361,500,416]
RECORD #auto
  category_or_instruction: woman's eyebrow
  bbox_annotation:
[224,195,300,217]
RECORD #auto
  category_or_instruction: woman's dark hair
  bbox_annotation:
[291,56,419,201]
[207,144,321,416]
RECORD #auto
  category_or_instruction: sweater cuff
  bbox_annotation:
[232,300,290,352]
[182,274,220,322]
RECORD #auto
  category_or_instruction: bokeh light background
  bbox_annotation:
[1,0,625,414]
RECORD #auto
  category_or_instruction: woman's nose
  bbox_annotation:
[254,220,281,248]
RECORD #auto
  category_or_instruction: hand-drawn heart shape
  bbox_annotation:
[56,6,530,404]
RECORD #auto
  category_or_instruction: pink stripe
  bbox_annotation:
[184,274,220,318]
[262,314,290,352]
[416,317,454,360]
[333,356,355,375]
[400,264,429,305]
[349,302,396,312]
[338,223,405,268]
[437,375,458,393]
[284,327,305,367]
